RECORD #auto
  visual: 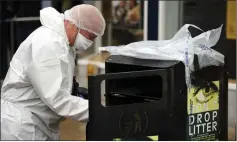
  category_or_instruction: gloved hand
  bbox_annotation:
[77,87,88,100]
[72,76,88,100]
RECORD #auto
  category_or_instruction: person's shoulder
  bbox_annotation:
[31,27,69,62]
[32,27,59,45]
[33,27,69,50]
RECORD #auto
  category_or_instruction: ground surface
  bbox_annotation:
[59,119,236,141]
[60,119,86,140]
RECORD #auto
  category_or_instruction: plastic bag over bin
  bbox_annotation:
[98,24,224,88]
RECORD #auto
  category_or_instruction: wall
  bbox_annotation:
[228,82,236,140]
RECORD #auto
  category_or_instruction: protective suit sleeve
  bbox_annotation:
[26,42,88,123]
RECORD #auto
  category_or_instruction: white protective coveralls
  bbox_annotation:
[1,6,105,140]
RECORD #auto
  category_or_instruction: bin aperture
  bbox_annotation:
[104,75,163,106]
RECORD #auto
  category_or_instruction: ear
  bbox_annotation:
[64,20,74,46]
[64,20,71,28]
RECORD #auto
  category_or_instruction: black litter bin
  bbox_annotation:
[86,55,228,141]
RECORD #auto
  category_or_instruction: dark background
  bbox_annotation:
[0,0,83,80]
[183,0,236,79]
[0,0,236,80]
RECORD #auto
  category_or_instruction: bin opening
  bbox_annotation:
[103,56,171,106]
[105,75,163,106]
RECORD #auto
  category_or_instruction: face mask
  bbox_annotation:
[74,33,93,51]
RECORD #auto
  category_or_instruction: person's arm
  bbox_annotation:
[26,41,88,122]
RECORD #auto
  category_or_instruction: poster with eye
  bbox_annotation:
[187,81,220,141]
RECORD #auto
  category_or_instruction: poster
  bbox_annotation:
[226,0,236,40]
[112,0,141,27]
[111,0,143,45]
[187,81,220,141]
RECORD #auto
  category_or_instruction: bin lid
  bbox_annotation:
[106,55,181,69]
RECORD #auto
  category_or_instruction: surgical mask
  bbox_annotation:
[74,33,93,51]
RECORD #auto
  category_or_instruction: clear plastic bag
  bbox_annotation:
[99,24,224,87]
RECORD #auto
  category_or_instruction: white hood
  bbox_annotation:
[40,7,68,42]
